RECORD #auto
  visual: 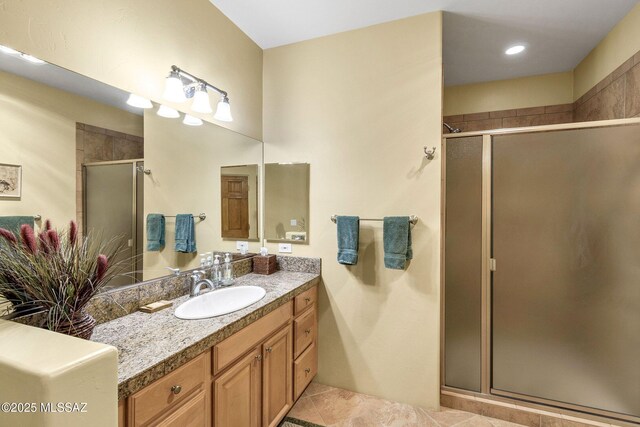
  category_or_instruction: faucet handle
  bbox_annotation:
[166,267,181,276]
[192,270,206,279]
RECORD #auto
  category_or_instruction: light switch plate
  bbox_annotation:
[290,219,297,226]
[279,243,292,253]
[236,241,249,252]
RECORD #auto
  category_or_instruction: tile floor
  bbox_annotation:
[283,383,525,427]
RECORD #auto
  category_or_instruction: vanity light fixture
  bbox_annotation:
[162,65,232,122]
[191,84,213,114]
[213,96,233,122]
[157,105,180,118]
[183,114,203,126]
[505,45,526,55]
[126,94,153,109]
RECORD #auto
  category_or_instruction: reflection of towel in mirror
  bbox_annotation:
[383,216,412,270]
[146,214,165,251]
[175,214,196,253]
[336,216,359,265]
[0,216,34,236]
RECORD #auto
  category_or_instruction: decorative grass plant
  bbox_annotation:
[0,220,124,339]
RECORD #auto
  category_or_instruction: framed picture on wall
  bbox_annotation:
[0,163,22,199]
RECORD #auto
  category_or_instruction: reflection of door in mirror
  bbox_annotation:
[220,165,259,241]
[221,175,249,239]
[264,163,310,243]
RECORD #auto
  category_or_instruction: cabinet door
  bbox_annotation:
[214,348,261,427]
[156,390,206,427]
[262,325,293,427]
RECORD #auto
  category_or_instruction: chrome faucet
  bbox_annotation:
[189,270,215,297]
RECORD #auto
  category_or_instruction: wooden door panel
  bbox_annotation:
[262,326,293,427]
[221,175,250,239]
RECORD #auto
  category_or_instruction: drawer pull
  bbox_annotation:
[305,328,312,335]
[171,385,182,395]
[266,347,272,353]
[305,368,311,374]
[304,297,311,303]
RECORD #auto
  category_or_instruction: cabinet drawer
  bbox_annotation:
[129,352,208,427]
[294,286,317,316]
[156,389,207,427]
[293,307,316,358]
[214,301,292,375]
[293,341,317,400]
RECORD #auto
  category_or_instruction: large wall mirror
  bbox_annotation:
[0,52,263,291]
[264,163,310,243]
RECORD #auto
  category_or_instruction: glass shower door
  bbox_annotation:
[491,125,640,418]
[84,162,136,288]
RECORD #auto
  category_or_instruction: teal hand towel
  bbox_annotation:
[175,214,196,253]
[146,214,165,251]
[0,216,34,236]
[383,216,413,270]
[336,216,359,265]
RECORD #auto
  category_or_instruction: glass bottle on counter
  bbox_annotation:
[222,253,234,286]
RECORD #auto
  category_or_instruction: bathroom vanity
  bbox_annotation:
[90,271,319,427]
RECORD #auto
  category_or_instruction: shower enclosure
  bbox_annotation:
[83,160,144,287]
[442,119,640,423]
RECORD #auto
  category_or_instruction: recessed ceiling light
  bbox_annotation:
[505,45,526,55]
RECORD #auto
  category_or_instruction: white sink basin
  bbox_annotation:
[174,286,266,320]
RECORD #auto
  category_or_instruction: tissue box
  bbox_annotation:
[253,255,277,275]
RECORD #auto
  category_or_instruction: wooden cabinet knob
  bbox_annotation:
[171,385,182,395]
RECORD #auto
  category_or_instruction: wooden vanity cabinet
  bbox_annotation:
[124,284,318,427]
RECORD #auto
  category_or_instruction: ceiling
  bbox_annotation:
[209,0,638,86]
[0,54,139,115]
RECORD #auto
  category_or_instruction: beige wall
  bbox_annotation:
[0,0,263,140]
[574,3,640,99]
[143,109,262,280]
[0,70,143,230]
[444,72,573,116]
[263,12,443,409]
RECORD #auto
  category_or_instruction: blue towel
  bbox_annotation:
[336,216,359,265]
[0,216,34,236]
[175,214,196,253]
[146,214,165,251]
[383,216,413,270]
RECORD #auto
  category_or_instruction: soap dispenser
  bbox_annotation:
[212,255,222,285]
[222,253,233,286]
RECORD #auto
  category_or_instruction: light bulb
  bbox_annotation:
[214,97,233,122]
[183,114,203,126]
[0,45,20,55]
[191,85,212,114]
[157,105,180,118]
[163,72,186,103]
[126,94,153,109]
[20,54,45,64]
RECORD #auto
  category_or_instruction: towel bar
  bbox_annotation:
[164,213,207,221]
[331,215,418,225]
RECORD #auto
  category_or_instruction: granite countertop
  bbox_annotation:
[91,271,320,399]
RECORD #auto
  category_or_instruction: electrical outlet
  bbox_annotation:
[278,243,292,253]
[236,241,249,252]
[290,219,297,226]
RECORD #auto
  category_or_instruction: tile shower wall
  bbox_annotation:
[444,49,640,133]
[75,123,144,234]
